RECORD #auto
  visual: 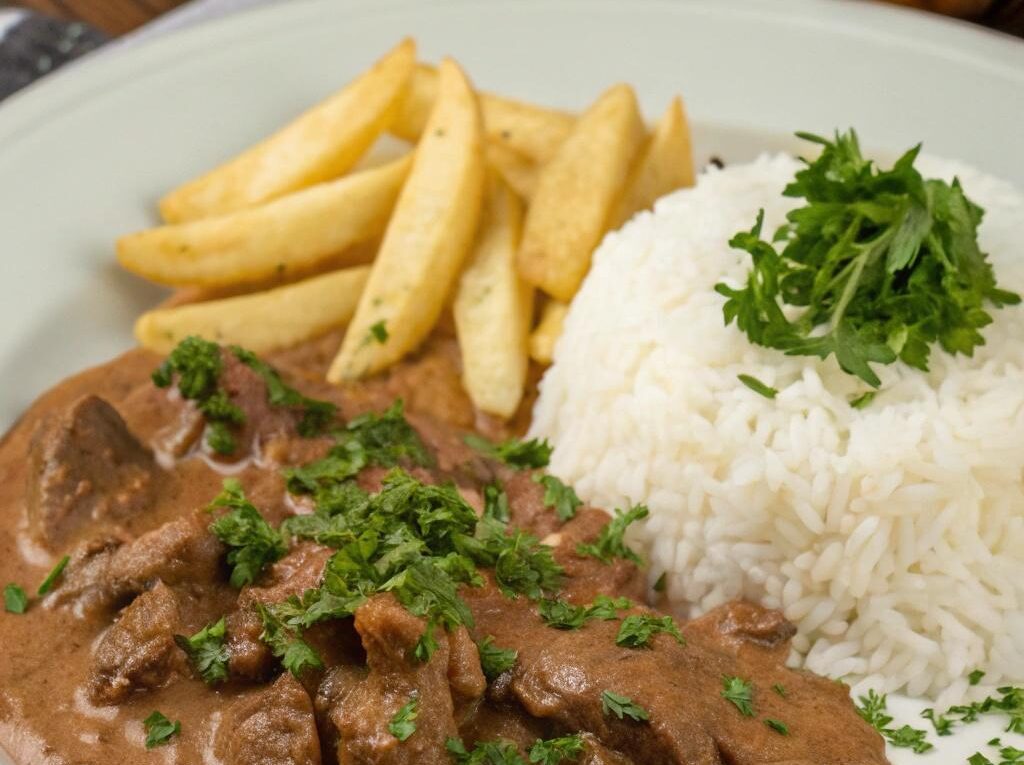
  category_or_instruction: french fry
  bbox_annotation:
[328,58,485,381]
[485,142,538,201]
[391,63,574,165]
[529,300,568,365]
[517,84,645,302]
[610,96,695,228]
[454,177,531,418]
[118,156,410,288]
[134,266,370,354]
[159,39,416,223]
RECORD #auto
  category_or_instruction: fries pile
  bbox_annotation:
[120,39,694,419]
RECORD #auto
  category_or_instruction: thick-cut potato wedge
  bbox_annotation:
[610,96,695,228]
[119,156,410,288]
[517,84,645,302]
[391,63,574,165]
[328,59,485,382]
[159,39,415,223]
[485,142,538,201]
[134,266,370,354]
[454,177,531,418]
[529,300,568,365]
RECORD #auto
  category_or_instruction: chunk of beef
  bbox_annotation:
[88,581,182,704]
[27,395,157,548]
[463,583,887,765]
[227,543,334,680]
[580,735,634,765]
[326,594,460,765]
[550,509,646,604]
[216,673,321,765]
[685,600,796,665]
[501,469,561,539]
[457,698,551,753]
[447,626,487,720]
[55,510,224,612]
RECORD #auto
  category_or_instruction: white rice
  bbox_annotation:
[530,153,1024,704]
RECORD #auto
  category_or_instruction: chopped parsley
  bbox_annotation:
[368,320,389,344]
[464,434,552,470]
[256,602,324,677]
[174,617,229,684]
[37,555,70,595]
[152,336,245,454]
[532,474,581,521]
[528,734,585,764]
[207,479,287,587]
[601,691,649,722]
[921,707,953,736]
[737,374,777,399]
[388,696,418,741]
[476,636,518,680]
[772,683,787,698]
[283,400,430,500]
[721,676,755,717]
[971,670,988,686]
[446,738,525,764]
[483,482,510,523]
[585,595,632,621]
[856,689,933,753]
[143,711,180,749]
[764,718,789,736]
[230,346,336,436]
[538,595,632,630]
[575,504,648,565]
[717,130,1020,388]
[849,391,877,410]
[615,614,685,649]
[4,583,27,614]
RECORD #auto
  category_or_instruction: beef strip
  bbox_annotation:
[463,581,887,765]
[54,509,225,612]
[216,673,322,765]
[325,594,464,765]
[88,581,183,704]
[27,395,157,548]
[447,625,487,721]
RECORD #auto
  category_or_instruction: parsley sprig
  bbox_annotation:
[143,711,180,749]
[601,690,649,722]
[533,474,581,521]
[576,505,648,565]
[856,689,933,753]
[464,434,553,470]
[388,696,418,742]
[207,479,287,588]
[717,130,1019,387]
[174,617,230,684]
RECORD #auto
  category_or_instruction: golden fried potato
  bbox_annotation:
[517,84,645,301]
[134,266,370,354]
[610,96,695,228]
[391,63,574,165]
[328,58,485,382]
[119,156,410,288]
[454,177,531,418]
[159,39,415,222]
[529,300,568,365]
[485,142,538,201]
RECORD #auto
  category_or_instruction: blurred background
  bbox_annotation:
[0,0,1022,102]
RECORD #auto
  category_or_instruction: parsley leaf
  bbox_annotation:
[389,696,418,741]
[37,555,70,595]
[483,482,510,523]
[446,738,526,765]
[764,718,789,736]
[722,676,755,717]
[772,683,787,698]
[143,711,180,749]
[717,130,1020,387]
[971,670,987,686]
[538,598,588,630]
[174,617,229,684]
[256,602,324,677]
[615,614,685,648]
[575,505,648,565]
[207,479,287,587]
[369,320,389,344]
[857,689,933,753]
[585,595,632,621]
[528,734,585,764]
[533,474,581,521]
[849,391,877,409]
[464,434,552,469]
[4,583,27,614]
[230,346,336,436]
[601,691,649,722]
[152,336,245,454]
[737,374,778,399]
[476,636,518,680]
[921,707,953,736]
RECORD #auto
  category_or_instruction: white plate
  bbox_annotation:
[0,1,1021,762]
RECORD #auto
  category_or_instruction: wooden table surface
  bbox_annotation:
[11,0,1024,38]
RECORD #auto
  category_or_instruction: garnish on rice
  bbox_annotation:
[717,129,1020,387]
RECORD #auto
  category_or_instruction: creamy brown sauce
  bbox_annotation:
[0,332,888,764]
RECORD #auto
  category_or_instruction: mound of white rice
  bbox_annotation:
[531,153,1024,704]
